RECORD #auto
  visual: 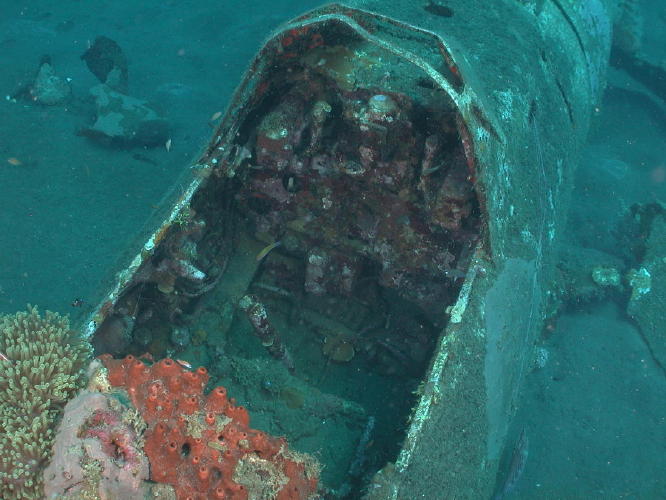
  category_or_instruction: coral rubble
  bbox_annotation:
[80,36,129,92]
[32,57,71,105]
[0,306,90,500]
[79,83,170,148]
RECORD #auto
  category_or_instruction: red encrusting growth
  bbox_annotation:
[99,354,319,500]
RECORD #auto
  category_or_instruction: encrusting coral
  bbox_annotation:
[0,306,90,499]
[43,372,166,500]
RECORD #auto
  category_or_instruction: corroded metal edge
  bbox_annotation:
[395,245,487,475]
[82,173,207,339]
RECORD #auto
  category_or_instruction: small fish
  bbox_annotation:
[256,241,281,262]
[7,157,22,166]
[0,351,10,362]
[131,153,158,166]
[208,111,224,128]
[71,298,85,307]
[445,268,467,280]
[165,138,172,152]
[421,164,442,175]
[176,359,192,369]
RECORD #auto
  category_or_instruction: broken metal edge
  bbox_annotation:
[395,244,488,474]
[82,172,207,339]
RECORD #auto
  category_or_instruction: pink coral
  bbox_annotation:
[43,389,155,500]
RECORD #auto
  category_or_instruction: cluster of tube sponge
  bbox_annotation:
[99,354,319,499]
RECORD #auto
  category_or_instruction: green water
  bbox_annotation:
[1,1,665,498]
